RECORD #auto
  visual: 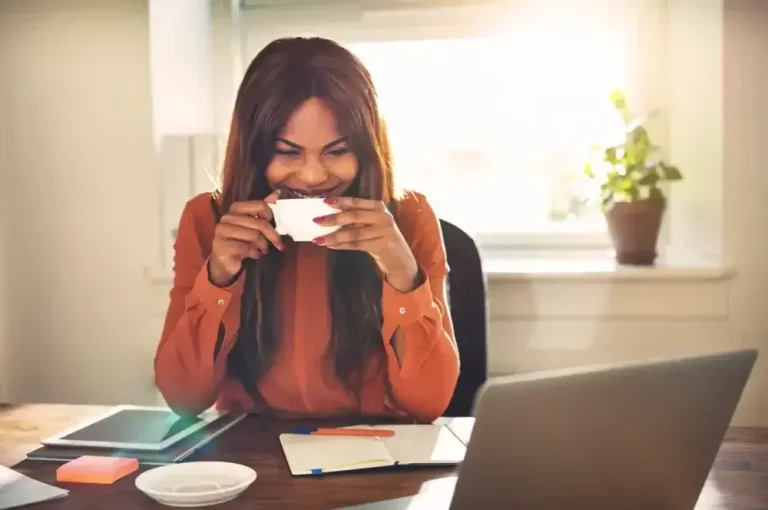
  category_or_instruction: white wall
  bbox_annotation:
[0,113,7,399]
[0,0,161,404]
[721,0,768,422]
[0,0,766,426]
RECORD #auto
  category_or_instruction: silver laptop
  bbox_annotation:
[339,349,757,510]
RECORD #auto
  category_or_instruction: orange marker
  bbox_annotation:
[293,427,395,437]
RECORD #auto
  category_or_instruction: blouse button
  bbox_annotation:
[217,299,225,306]
[399,307,406,314]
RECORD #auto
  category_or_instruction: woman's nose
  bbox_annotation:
[296,155,329,186]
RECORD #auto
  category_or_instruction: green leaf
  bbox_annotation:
[614,177,638,201]
[618,176,634,191]
[609,89,627,111]
[638,171,660,186]
[627,147,642,167]
[625,128,650,166]
[583,161,595,179]
[633,126,651,145]
[604,147,618,165]
[604,171,622,191]
[662,164,683,180]
[649,186,665,201]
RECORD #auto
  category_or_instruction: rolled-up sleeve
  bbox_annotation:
[154,197,244,416]
[380,193,459,422]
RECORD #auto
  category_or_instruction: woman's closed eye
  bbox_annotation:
[275,148,302,157]
[325,147,350,157]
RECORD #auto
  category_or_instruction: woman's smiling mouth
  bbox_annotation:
[280,186,339,199]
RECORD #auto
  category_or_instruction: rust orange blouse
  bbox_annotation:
[155,191,459,422]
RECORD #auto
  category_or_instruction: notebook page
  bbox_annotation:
[373,424,466,466]
[442,417,475,445]
[279,434,395,475]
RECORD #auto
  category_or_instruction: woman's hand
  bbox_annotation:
[313,197,421,293]
[208,191,283,287]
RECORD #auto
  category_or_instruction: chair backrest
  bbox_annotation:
[439,219,489,416]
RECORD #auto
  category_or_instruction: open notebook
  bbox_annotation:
[279,424,467,476]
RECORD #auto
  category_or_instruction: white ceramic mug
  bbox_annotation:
[268,198,340,242]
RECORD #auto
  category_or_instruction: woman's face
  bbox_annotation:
[266,97,359,199]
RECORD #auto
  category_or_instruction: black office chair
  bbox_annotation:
[439,219,489,417]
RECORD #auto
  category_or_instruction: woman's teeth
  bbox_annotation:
[287,189,329,198]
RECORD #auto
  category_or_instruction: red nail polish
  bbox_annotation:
[313,216,324,224]
[313,237,326,246]
[324,198,336,205]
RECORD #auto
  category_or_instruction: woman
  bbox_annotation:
[155,37,459,422]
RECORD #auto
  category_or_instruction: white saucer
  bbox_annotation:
[135,462,257,507]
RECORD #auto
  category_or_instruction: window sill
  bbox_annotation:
[483,255,735,282]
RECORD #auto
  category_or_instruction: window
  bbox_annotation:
[240,0,637,247]
[348,30,627,241]
[152,0,645,271]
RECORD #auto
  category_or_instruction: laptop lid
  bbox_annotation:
[449,349,756,510]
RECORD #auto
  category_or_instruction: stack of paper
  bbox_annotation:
[0,465,68,510]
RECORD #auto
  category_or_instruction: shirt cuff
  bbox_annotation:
[381,268,434,328]
[190,262,245,313]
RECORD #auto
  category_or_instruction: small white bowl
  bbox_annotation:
[135,462,257,507]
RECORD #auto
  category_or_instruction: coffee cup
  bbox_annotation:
[267,198,340,242]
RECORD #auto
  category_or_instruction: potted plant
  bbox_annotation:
[583,90,683,265]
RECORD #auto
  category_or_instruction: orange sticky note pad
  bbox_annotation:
[56,456,139,484]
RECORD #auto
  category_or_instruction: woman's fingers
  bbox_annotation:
[216,222,270,254]
[323,197,386,211]
[313,198,389,227]
[264,190,280,204]
[229,199,275,221]
[220,214,284,251]
[225,238,265,259]
[315,225,384,249]
[311,199,393,249]
[313,209,388,228]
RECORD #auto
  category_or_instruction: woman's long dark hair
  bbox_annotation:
[218,37,396,407]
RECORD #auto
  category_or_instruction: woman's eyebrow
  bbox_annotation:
[323,136,348,150]
[275,136,348,150]
[275,137,303,149]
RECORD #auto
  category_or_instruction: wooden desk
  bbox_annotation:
[2,405,767,509]
[0,404,108,468]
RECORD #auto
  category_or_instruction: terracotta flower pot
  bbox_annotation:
[604,199,665,266]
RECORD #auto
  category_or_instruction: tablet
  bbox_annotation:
[41,405,225,451]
